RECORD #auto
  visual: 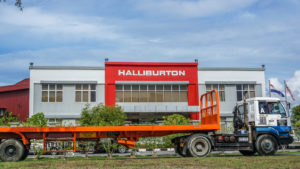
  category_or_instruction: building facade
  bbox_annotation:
[29,62,265,126]
[0,78,29,122]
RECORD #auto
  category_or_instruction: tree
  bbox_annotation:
[80,103,126,126]
[292,105,300,138]
[22,112,47,127]
[80,104,126,158]
[0,0,23,10]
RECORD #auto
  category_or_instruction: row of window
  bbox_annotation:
[205,84,255,102]
[41,84,256,103]
[115,84,188,102]
[42,84,96,102]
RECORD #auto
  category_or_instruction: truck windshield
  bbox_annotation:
[259,102,287,117]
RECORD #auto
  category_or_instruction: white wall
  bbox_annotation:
[29,68,105,117]
[198,70,266,96]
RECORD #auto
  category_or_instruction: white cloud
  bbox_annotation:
[135,0,258,18]
[287,71,300,100]
[0,5,121,41]
[269,71,300,106]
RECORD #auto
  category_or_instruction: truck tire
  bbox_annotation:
[255,134,278,156]
[50,147,59,155]
[117,145,127,153]
[239,150,256,156]
[175,143,186,157]
[0,139,25,162]
[20,146,29,161]
[186,134,211,157]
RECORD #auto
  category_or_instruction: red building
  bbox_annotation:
[0,78,29,122]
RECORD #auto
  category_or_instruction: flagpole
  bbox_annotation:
[268,80,271,97]
[284,80,289,113]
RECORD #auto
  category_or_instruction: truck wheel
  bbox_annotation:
[175,143,186,157]
[50,147,59,155]
[20,147,29,161]
[0,139,25,162]
[239,150,256,156]
[117,145,127,153]
[187,135,211,157]
[255,134,278,156]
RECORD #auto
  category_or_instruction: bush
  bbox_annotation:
[163,114,191,125]
[22,112,47,127]
[0,112,20,126]
[80,103,126,126]
[292,105,300,138]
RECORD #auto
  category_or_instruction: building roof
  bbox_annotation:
[198,67,265,71]
[0,78,29,93]
[105,62,198,66]
[29,66,105,70]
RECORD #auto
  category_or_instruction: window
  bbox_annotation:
[0,109,4,116]
[236,84,255,101]
[75,84,96,102]
[259,102,287,116]
[115,84,188,102]
[206,84,225,102]
[42,84,63,102]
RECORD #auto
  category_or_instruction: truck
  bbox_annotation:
[0,90,294,161]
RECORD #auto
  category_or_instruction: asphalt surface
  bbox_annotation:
[27,149,300,159]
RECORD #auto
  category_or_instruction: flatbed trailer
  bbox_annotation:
[0,90,220,161]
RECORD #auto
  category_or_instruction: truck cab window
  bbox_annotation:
[259,102,287,116]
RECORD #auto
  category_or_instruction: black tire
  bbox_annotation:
[186,135,211,157]
[239,150,256,156]
[50,147,59,155]
[175,143,186,157]
[20,147,29,161]
[255,134,278,156]
[117,145,127,153]
[0,139,25,162]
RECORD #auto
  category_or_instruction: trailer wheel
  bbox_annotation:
[175,143,186,157]
[0,139,25,162]
[239,150,256,156]
[187,135,211,157]
[117,145,127,153]
[20,147,29,161]
[255,134,278,156]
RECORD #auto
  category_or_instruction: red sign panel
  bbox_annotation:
[105,62,199,120]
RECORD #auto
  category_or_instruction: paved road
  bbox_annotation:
[27,149,300,159]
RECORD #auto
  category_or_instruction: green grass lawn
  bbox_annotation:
[0,154,300,169]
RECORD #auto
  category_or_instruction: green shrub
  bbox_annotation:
[292,105,300,138]
[22,112,47,127]
[80,103,126,126]
[0,112,20,126]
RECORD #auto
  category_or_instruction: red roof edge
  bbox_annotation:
[105,62,198,66]
[0,78,29,93]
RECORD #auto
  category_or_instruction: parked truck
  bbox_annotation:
[0,90,294,161]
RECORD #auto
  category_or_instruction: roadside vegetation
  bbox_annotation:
[292,105,300,139]
[0,154,299,169]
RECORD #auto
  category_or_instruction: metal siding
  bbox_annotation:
[0,89,29,121]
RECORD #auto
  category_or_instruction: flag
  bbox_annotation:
[286,85,295,101]
[270,84,285,97]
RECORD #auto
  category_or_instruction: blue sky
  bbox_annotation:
[0,0,299,104]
